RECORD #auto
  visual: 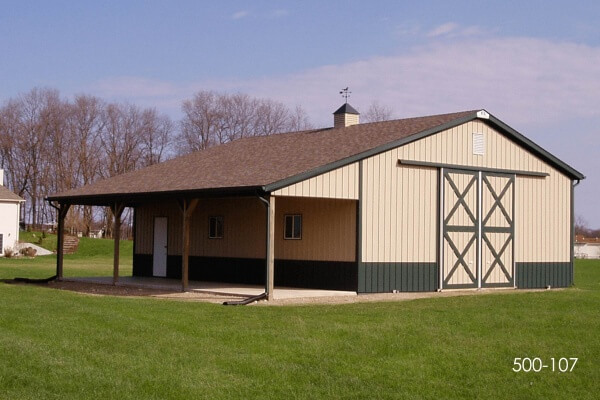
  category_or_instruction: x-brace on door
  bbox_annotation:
[440,169,514,289]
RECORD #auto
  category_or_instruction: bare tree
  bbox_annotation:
[66,95,105,235]
[176,91,313,155]
[139,108,174,167]
[178,91,220,153]
[575,215,590,236]
[361,101,394,123]
[288,105,313,132]
[1,86,316,234]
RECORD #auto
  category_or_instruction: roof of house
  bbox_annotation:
[575,235,600,244]
[47,109,584,205]
[0,185,24,202]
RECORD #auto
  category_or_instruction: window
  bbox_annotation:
[209,216,224,239]
[284,214,302,240]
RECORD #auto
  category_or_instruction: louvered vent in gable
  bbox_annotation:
[473,132,485,155]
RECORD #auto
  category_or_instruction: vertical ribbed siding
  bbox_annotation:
[515,262,572,288]
[135,196,356,263]
[275,197,356,262]
[273,162,359,199]
[362,153,438,264]
[358,262,438,293]
[361,120,571,266]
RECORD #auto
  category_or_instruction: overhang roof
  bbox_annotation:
[47,109,585,206]
[0,185,25,202]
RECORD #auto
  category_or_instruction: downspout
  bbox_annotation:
[223,192,271,305]
[571,179,581,287]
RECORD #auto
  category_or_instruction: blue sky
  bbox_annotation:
[1,1,599,226]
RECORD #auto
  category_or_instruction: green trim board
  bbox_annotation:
[515,262,572,288]
[133,254,357,291]
[398,159,549,178]
[358,262,438,293]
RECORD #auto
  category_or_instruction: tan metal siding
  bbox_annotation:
[362,120,571,263]
[362,157,438,264]
[273,162,359,199]
[134,196,357,262]
[275,197,356,262]
[189,197,265,258]
[135,198,265,258]
[516,172,570,262]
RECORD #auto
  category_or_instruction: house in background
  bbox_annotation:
[47,104,585,299]
[0,170,25,256]
[575,235,600,259]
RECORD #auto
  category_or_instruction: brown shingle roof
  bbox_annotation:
[0,185,24,202]
[49,110,477,203]
[576,235,600,244]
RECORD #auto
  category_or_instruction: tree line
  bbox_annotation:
[0,88,314,236]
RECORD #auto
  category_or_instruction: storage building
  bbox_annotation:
[47,105,585,298]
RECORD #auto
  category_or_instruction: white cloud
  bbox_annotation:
[87,38,600,130]
[427,22,459,37]
[231,10,249,20]
[225,37,600,129]
[427,22,488,39]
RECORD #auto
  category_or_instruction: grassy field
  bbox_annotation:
[0,233,132,279]
[0,240,598,399]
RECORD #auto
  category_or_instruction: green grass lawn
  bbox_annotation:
[0,233,132,279]
[0,245,598,399]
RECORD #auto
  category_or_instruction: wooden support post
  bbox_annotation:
[111,203,125,285]
[56,203,71,281]
[267,196,275,301]
[181,199,199,292]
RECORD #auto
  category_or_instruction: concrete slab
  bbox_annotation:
[64,276,357,300]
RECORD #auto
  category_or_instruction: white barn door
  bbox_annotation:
[153,217,168,277]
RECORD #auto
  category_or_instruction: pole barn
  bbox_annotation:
[48,106,584,297]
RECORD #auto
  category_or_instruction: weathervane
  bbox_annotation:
[339,87,351,103]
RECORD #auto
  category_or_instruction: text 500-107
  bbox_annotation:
[513,357,578,373]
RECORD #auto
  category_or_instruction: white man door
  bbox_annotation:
[153,217,168,277]
[440,169,515,289]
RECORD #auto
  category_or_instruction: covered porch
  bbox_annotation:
[48,190,359,301]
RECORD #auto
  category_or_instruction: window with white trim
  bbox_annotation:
[208,216,224,239]
[284,214,302,240]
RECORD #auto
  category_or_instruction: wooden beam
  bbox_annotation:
[56,203,70,280]
[267,196,275,300]
[181,199,199,292]
[111,203,125,285]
